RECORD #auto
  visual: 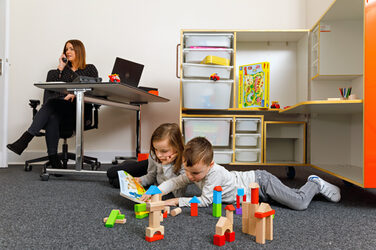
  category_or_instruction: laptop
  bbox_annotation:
[111,57,144,87]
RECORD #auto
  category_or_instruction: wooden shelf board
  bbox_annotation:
[310,164,363,187]
[313,74,363,81]
[279,100,363,114]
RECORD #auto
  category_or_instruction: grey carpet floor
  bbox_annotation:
[0,164,375,250]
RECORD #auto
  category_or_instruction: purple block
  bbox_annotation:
[235,207,242,215]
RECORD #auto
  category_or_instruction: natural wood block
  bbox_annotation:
[255,217,266,244]
[171,207,182,216]
[149,211,161,228]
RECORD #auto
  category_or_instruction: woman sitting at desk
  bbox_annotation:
[7,39,98,168]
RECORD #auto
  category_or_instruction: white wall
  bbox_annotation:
[306,0,335,29]
[8,0,308,163]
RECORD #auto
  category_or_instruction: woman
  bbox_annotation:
[7,39,98,168]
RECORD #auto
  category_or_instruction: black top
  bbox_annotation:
[44,64,98,103]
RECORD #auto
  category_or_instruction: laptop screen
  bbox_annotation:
[111,57,144,87]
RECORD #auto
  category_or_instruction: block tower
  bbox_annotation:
[145,185,165,242]
[213,204,236,246]
[242,182,275,244]
[213,186,222,217]
[189,196,200,216]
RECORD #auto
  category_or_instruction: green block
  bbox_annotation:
[134,203,147,212]
[213,203,221,217]
[105,210,120,228]
[117,214,125,220]
[135,213,149,219]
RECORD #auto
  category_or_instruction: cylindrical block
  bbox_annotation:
[171,208,182,216]
[251,188,259,204]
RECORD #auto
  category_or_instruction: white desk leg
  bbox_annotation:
[74,90,85,170]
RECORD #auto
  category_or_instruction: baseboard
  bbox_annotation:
[7,150,135,165]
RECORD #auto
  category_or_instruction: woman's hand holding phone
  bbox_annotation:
[58,54,67,71]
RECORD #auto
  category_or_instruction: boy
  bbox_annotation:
[157,137,340,211]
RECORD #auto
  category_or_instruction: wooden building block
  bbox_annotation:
[105,210,121,228]
[103,217,126,224]
[147,201,166,212]
[215,217,233,236]
[213,234,226,246]
[213,203,221,217]
[265,216,273,240]
[171,207,182,216]
[164,206,170,214]
[255,217,266,244]
[149,211,161,228]
[146,225,165,238]
[191,203,198,216]
[134,203,147,212]
[225,231,235,242]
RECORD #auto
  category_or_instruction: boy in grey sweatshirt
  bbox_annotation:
[157,137,341,211]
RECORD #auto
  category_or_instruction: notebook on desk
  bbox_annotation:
[112,57,144,87]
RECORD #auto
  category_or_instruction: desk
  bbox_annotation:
[34,82,169,178]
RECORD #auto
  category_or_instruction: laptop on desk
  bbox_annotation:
[111,57,144,87]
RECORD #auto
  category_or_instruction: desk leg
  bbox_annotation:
[136,109,140,157]
[75,90,85,170]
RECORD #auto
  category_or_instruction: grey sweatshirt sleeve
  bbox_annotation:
[158,174,191,196]
[178,165,225,207]
[139,158,158,186]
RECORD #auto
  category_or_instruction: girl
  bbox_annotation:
[7,39,98,168]
[108,123,187,198]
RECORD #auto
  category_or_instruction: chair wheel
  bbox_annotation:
[286,166,296,179]
[24,163,32,172]
[90,162,101,171]
[40,173,49,181]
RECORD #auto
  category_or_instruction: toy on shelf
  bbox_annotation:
[242,183,275,244]
[238,62,270,109]
[145,185,165,242]
[236,188,245,215]
[108,74,120,83]
[189,196,200,216]
[104,210,126,228]
[201,55,230,66]
[134,203,149,219]
[210,73,220,81]
[213,186,223,217]
[213,204,236,246]
[270,101,280,109]
[171,208,182,217]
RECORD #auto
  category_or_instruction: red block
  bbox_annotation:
[163,210,168,218]
[243,195,246,202]
[225,231,235,242]
[145,232,164,242]
[236,195,240,208]
[213,234,226,246]
[191,203,198,216]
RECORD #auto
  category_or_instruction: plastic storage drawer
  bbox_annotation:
[235,149,260,162]
[182,80,232,109]
[184,33,233,48]
[213,150,233,164]
[184,48,232,64]
[235,134,260,147]
[183,63,233,79]
[183,118,232,146]
[236,118,260,132]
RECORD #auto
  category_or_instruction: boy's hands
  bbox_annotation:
[163,198,179,207]
[139,194,151,202]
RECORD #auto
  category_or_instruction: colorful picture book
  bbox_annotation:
[238,62,270,109]
[118,170,146,203]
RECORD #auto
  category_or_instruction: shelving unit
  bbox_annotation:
[177,0,376,187]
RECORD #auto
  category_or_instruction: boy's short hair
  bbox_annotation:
[183,137,213,167]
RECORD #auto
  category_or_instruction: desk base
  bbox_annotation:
[41,168,107,181]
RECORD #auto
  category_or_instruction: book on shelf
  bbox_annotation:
[118,170,146,203]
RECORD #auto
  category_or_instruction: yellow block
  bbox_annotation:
[201,55,230,66]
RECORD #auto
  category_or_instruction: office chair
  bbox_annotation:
[24,99,101,172]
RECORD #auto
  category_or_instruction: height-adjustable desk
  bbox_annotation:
[34,82,169,179]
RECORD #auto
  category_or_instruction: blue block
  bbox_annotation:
[213,191,222,204]
[237,188,244,196]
